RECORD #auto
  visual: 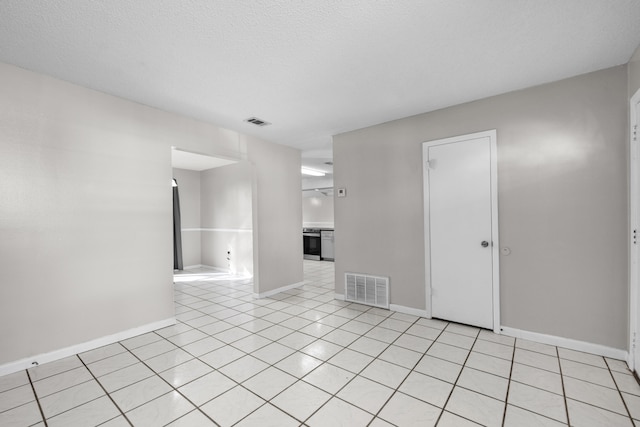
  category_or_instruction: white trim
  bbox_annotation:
[389,304,430,318]
[422,141,433,319]
[422,130,500,333]
[200,265,233,274]
[489,131,500,333]
[336,293,431,318]
[501,326,628,361]
[302,222,335,229]
[201,228,252,233]
[180,265,252,278]
[254,281,306,299]
[0,318,175,377]
[180,265,230,273]
[180,228,253,233]
[336,292,431,318]
[629,89,640,372]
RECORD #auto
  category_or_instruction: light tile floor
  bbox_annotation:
[1,260,639,426]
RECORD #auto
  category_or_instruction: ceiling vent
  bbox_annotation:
[245,117,271,127]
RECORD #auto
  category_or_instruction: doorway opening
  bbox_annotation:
[171,147,253,279]
[173,178,183,271]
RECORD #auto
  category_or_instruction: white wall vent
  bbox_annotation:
[345,273,389,309]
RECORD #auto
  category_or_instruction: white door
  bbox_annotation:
[632,92,640,373]
[423,131,499,330]
[637,100,640,372]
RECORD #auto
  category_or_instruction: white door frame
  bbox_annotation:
[629,90,640,372]
[422,130,501,333]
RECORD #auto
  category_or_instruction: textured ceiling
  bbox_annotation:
[1,0,640,161]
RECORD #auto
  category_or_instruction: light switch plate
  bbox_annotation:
[337,188,346,198]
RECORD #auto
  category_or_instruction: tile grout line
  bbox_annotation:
[172,274,348,425]
[452,345,565,421]
[389,323,449,426]
[116,334,223,427]
[282,311,408,425]
[178,276,347,425]
[298,322,400,425]
[323,315,428,426]
[307,320,513,425]
[25,369,49,427]
[556,346,571,426]
[192,269,349,426]
[189,266,464,422]
[10,263,637,426]
[77,355,134,427]
[24,363,109,422]
[432,326,481,426]
[27,362,122,424]
[557,353,636,422]
[502,347,572,419]
[604,357,636,422]
[500,337,517,427]
[216,298,414,425]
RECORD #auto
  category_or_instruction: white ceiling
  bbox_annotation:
[1,1,640,162]
[171,148,237,171]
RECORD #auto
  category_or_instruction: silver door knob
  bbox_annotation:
[481,241,489,248]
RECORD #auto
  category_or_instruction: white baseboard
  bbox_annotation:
[0,318,176,377]
[500,326,628,361]
[334,294,430,318]
[389,304,430,318]
[180,265,231,273]
[201,265,253,278]
[329,296,628,361]
[627,352,636,372]
[254,281,306,299]
[307,292,628,362]
[200,265,231,273]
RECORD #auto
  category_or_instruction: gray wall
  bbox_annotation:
[201,162,254,276]
[303,196,335,227]
[172,168,202,268]
[0,62,302,367]
[629,43,640,97]
[334,65,628,349]
[245,136,304,293]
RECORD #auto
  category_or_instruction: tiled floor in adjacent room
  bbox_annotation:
[1,260,639,426]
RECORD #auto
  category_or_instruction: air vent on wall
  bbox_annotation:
[345,273,389,309]
[245,117,271,127]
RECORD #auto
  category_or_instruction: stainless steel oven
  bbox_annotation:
[303,228,321,260]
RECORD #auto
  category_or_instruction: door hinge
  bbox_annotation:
[634,229,638,245]
[632,124,638,161]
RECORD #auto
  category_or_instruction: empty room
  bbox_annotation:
[1,1,640,426]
